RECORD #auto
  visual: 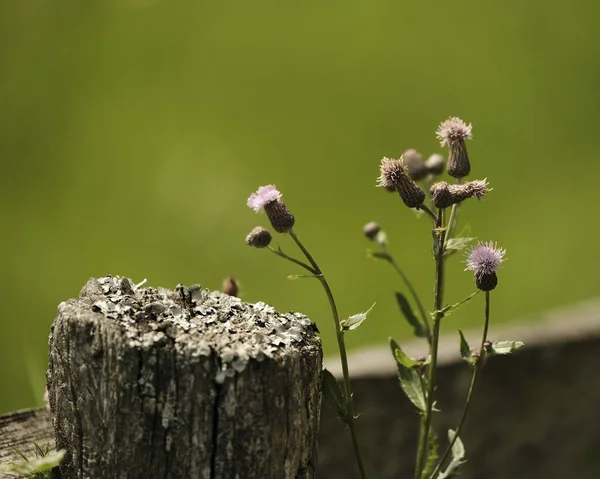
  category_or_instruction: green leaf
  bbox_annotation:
[2,448,65,476]
[439,429,466,478]
[394,345,419,368]
[322,368,348,423]
[366,250,391,263]
[341,303,376,331]
[490,340,524,355]
[287,274,319,280]
[444,237,476,257]
[432,229,441,257]
[390,338,426,412]
[458,330,475,365]
[421,428,439,479]
[433,291,480,319]
[395,292,427,338]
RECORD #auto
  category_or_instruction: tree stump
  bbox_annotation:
[47,276,322,479]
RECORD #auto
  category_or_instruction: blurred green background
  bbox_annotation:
[1,0,599,415]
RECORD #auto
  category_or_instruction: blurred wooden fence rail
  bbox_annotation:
[2,287,600,478]
[1,276,322,479]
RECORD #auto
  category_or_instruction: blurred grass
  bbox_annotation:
[1,0,599,414]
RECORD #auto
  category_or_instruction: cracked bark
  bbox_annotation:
[47,276,322,479]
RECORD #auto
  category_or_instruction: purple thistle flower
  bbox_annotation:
[247,185,282,213]
[436,117,473,147]
[465,241,506,291]
[247,185,295,233]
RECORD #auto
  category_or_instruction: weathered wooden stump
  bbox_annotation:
[46,276,322,479]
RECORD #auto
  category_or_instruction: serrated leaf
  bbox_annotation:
[439,429,466,479]
[444,237,476,257]
[395,292,427,338]
[341,302,376,331]
[458,330,474,365]
[394,346,419,368]
[490,340,524,355]
[322,368,348,423]
[3,449,65,475]
[366,250,391,263]
[433,291,480,319]
[422,428,439,479]
[390,338,426,412]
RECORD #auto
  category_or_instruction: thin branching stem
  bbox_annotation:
[267,246,318,275]
[288,229,367,479]
[417,204,438,223]
[378,243,432,345]
[414,208,446,479]
[428,291,491,479]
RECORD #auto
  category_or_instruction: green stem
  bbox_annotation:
[428,291,491,479]
[446,178,462,239]
[288,229,367,479]
[379,243,432,345]
[267,246,317,275]
[417,204,438,223]
[414,209,446,479]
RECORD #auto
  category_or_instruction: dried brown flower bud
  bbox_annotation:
[425,153,445,175]
[245,226,272,248]
[378,157,426,208]
[363,221,381,241]
[402,149,428,181]
[430,182,454,209]
[430,179,489,209]
[222,276,239,297]
[436,117,472,179]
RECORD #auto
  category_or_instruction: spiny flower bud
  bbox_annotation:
[378,157,426,208]
[430,182,454,209]
[363,221,381,241]
[402,149,428,181]
[222,276,239,297]
[425,153,445,175]
[436,117,472,179]
[430,179,489,209]
[247,185,295,233]
[245,226,272,248]
[465,241,505,291]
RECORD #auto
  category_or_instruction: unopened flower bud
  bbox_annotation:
[465,241,505,291]
[425,153,445,175]
[363,221,381,241]
[245,226,272,248]
[402,149,428,181]
[222,276,239,297]
[436,117,472,179]
[247,185,295,233]
[430,179,489,209]
[430,182,454,209]
[378,157,426,208]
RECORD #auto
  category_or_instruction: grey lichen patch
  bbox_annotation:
[80,275,319,383]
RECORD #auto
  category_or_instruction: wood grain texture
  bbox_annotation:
[46,276,322,479]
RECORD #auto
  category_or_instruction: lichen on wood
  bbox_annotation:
[47,275,322,479]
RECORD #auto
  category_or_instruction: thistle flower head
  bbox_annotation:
[425,153,445,175]
[377,157,426,208]
[377,157,405,190]
[363,221,381,241]
[245,226,272,248]
[465,241,505,275]
[465,179,489,199]
[436,117,473,147]
[247,185,295,233]
[402,149,428,181]
[247,185,282,212]
[466,241,505,291]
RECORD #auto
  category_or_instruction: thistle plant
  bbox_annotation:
[245,117,523,478]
